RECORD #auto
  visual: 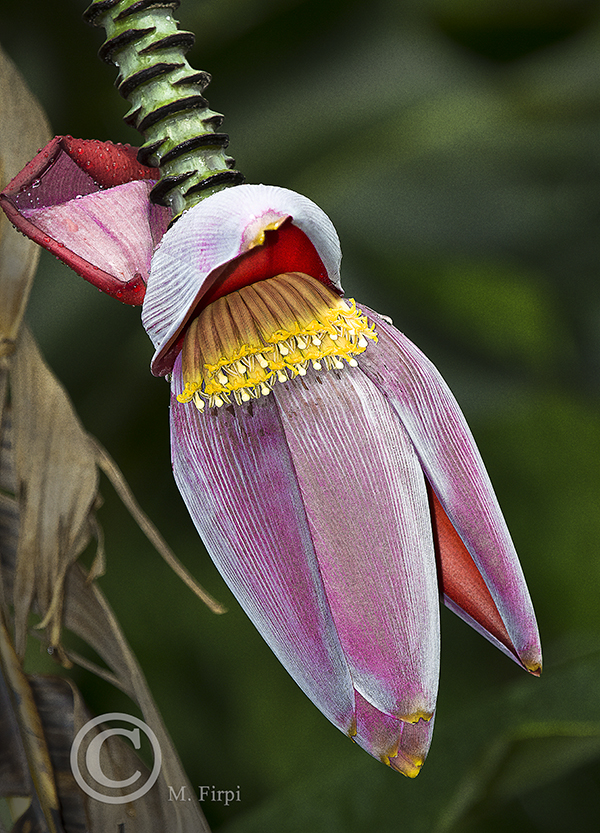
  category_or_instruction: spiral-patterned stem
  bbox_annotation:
[84,0,244,218]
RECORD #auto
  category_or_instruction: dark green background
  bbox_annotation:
[3,0,600,830]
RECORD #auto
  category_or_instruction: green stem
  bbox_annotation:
[84,0,244,218]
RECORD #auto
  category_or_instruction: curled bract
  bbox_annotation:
[142,184,342,376]
[0,136,170,304]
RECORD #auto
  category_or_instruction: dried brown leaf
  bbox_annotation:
[5,329,221,654]
[0,614,63,833]
[0,45,51,358]
[62,561,212,831]
[0,408,17,610]
[1,669,208,833]
[10,326,100,656]
[25,675,206,833]
[1,496,211,830]
[0,405,18,614]
[1,388,211,830]
[0,652,29,797]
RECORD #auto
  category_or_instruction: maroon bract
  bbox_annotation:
[0,136,170,304]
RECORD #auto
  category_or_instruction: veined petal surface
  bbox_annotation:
[21,181,168,300]
[143,184,342,375]
[272,363,440,723]
[170,354,355,732]
[170,351,441,744]
[356,305,542,674]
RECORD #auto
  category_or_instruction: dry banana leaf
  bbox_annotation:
[10,325,101,657]
[0,411,211,830]
[0,44,50,366]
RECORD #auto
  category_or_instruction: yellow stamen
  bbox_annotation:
[177,272,378,410]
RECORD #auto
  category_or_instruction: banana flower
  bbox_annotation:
[0,136,541,777]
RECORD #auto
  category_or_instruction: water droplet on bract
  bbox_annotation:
[31,179,40,188]
[75,194,83,199]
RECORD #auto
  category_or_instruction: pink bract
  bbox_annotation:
[0,139,542,776]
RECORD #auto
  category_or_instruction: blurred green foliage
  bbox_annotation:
[2,0,600,830]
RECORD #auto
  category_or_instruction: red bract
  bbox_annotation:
[0,136,170,304]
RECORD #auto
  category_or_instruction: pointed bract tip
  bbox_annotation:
[399,709,434,725]
[520,645,542,676]
[385,752,424,778]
